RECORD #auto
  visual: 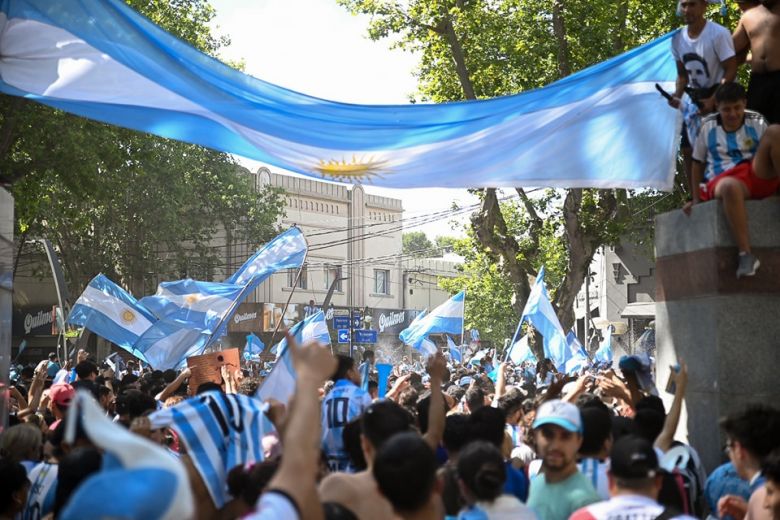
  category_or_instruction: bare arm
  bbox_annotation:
[732,18,750,64]
[155,368,191,402]
[721,56,738,84]
[655,361,688,452]
[495,362,508,400]
[671,61,688,107]
[422,352,446,450]
[266,334,336,520]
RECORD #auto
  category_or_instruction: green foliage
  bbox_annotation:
[402,231,435,256]
[3,0,284,295]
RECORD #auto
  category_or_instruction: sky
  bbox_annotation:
[207,0,477,239]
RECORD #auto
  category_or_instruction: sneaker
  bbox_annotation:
[736,253,760,278]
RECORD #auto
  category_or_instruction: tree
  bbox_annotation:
[3,0,285,296]
[339,0,687,335]
[434,235,458,255]
[402,231,435,256]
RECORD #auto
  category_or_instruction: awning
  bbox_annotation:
[620,302,655,318]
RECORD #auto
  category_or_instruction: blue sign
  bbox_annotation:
[352,316,362,329]
[333,316,351,329]
[354,329,378,344]
[337,329,350,344]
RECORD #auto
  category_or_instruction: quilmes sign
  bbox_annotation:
[25,309,53,334]
[227,303,263,333]
[377,310,406,333]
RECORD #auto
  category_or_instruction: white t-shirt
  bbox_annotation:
[671,22,735,89]
[244,491,300,520]
[570,494,697,520]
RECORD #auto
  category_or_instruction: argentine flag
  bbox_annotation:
[0,0,678,190]
[138,279,244,334]
[564,330,591,374]
[256,311,331,406]
[67,274,155,361]
[594,326,614,365]
[243,333,265,362]
[507,335,537,365]
[446,335,462,364]
[399,291,464,352]
[517,268,571,372]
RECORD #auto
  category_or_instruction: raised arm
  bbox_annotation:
[422,352,446,450]
[155,367,191,402]
[264,334,336,520]
[655,361,688,452]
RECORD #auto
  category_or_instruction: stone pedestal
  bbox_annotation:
[655,198,780,472]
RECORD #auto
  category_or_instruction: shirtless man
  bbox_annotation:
[733,0,780,123]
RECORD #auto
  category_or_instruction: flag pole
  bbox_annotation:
[460,289,466,349]
[505,318,524,362]
[267,256,308,350]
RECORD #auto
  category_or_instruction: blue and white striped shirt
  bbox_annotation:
[321,379,372,472]
[693,110,767,181]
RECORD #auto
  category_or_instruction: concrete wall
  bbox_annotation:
[401,256,460,311]
[655,199,780,472]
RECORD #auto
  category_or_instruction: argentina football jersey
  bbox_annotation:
[321,379,373,472]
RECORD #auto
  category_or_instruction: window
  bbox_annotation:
[325,265,343,291]
[287,266,308,289]
[374,269,390,295]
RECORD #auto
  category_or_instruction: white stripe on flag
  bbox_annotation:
[157,287,236,316]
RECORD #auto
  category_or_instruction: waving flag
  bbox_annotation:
[399,291,464,351]
[61,391,194,520]
[564,331,590,374]
[446,335,462,363]
[517,268,571,372]
[507,335,537,365]
[148,391,273,509]
[138,280,243,333]
[594,326,614,365]
[0,0,678,189]
[67,274,155,361]
[256,311,331,406]
[243,333,265,362]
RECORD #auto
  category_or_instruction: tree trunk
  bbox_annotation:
[551,0,572,77]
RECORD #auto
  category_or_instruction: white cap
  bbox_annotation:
[532,399,582,433]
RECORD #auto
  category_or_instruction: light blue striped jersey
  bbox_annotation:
[692,110,767,181]
[321,379,372,472]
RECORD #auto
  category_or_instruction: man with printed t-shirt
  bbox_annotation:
[669,0,737,189]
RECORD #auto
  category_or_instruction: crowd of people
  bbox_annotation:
[671,0,780,278]
[2,337,780,520]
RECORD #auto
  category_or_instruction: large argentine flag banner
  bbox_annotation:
[0,0,678,189]
[519,268,571,372]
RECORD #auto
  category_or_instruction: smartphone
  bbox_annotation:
[665,364,681,394]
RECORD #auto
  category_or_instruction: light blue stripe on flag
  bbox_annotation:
[446,335,462,363]
[594,326,614,365]
[507,335,537,365]
[243,333,265,361]
[0,0,678,190]
[257,311,331,406]
[67,274,155,361]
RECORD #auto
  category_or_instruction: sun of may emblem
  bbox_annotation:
[121,309,136,324]
[184,294,200,306]
[312,155,388,182]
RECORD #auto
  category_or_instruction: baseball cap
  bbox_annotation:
[609,435,659,479]
[50,383,75,407]
[532,399,582,433]
[458,376,473,387]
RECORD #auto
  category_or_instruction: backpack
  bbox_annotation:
[657,443,707,517]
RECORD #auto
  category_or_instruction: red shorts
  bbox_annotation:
[700,161,780,201]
